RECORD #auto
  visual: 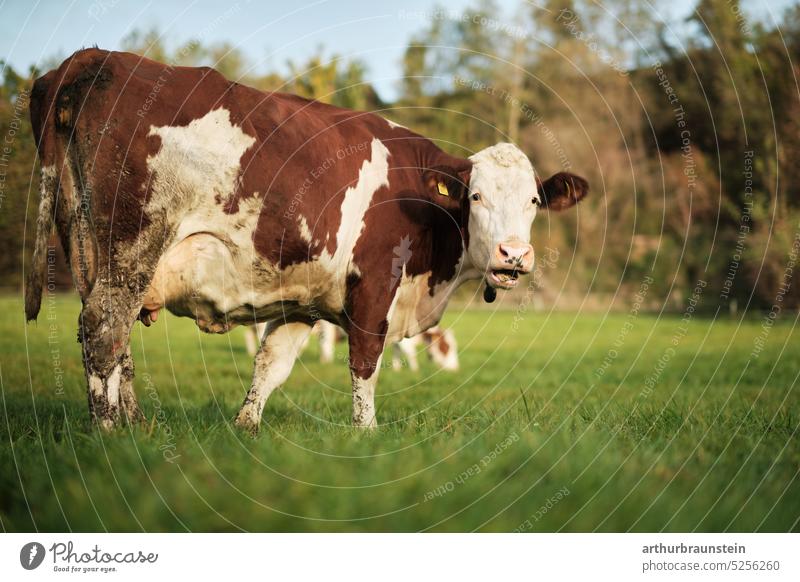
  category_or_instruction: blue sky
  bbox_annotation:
[0,0,790,101]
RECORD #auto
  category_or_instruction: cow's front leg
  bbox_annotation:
[234,320,313,433]
[348,329,388,428]
[344,275,400,428]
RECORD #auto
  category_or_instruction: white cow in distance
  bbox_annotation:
[245,321,459,372]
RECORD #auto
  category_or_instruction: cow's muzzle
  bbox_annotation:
[487,267,524,289]
[484,266,528,302]
[486,242,533,289]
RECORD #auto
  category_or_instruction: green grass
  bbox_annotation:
[0,294,798,532]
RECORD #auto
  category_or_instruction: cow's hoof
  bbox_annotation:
[121,394,146,425]
[353,418,378,430]
[233,412,261,436]
[96,416,120,432]
[123,406,147,426]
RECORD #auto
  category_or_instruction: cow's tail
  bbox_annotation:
[26,53,102,321]
[25,74,59,322]
[24,169,57,322]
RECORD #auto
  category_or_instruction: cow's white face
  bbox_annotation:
[466,143,539,290]
[463,142,589,291]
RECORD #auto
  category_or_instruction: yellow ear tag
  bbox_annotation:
[437,182,449,196]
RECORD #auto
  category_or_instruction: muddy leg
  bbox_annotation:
[119,346,145,424]
[348,330,387,429]
[80,284,141,431]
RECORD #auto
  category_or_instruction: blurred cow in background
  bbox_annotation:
[245,321,459,372]
[392,326,459,372]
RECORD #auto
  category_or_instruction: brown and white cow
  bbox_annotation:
[26,49,588,431]
[392,325,459,372]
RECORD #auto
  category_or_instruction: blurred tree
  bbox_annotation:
[288,50,337,102]
[395,0,504,153]
[121,27,248,80]
[120,28,171,63]
[285,49,378,110]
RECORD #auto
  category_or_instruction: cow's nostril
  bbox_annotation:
[499,243,531,261]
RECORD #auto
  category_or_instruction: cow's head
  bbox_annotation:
[425,143,588,292]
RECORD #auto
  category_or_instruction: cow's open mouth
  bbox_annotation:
[488,268,521,289]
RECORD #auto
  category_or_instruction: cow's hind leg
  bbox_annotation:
[79,282,144,430]
[318,320,337,364]
[234,320,313,434]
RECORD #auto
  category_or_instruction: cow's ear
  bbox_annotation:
[537,172,589,211]
[423,165,470,201]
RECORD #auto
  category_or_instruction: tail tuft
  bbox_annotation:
[25,168,56,321]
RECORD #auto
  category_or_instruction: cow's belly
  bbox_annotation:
[142,234,316,332]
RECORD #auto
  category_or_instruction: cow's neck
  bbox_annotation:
[387,242,481,342]
[392,180,480,338]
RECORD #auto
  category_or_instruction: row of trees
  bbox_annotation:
[1,0,798,309]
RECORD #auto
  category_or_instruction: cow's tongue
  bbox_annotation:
[483,283,497,303]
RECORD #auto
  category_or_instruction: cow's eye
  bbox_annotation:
[471,192,481,202]
[532,197,540,206]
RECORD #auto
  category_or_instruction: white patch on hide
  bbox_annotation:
[299,137,390,313]
[331,138,390,273]
[297,215,313,244]
[89,374,104,399]
[385,118,406,130]
[145,108,256,215]
[87,365,121,407]
[106,365,121,407]
[384,263,404,328]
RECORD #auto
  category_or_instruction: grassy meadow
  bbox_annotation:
[0,294,798,532]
